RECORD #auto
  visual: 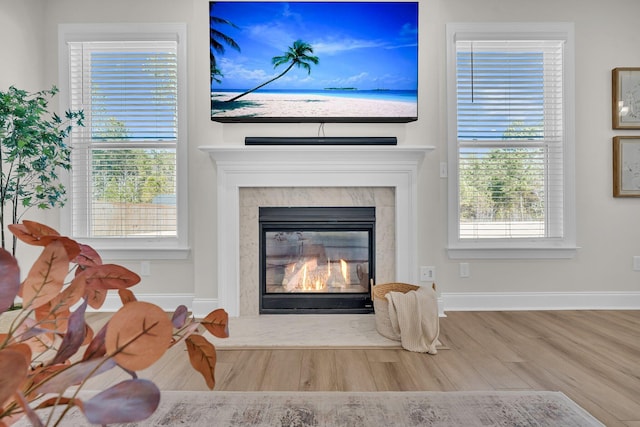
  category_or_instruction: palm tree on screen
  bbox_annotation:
[226,39,319,102]
[210,8,240,84]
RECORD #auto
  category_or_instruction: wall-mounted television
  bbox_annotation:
[209,1,419,123]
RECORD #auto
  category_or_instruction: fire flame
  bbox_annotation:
[287,258,351,291]
[340,259,348,284]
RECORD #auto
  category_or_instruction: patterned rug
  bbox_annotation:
[26,390,603,426]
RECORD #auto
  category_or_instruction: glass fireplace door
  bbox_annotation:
[259,207,375,313]
[265,230,370,293]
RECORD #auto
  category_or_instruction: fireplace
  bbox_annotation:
[259,207,375,313]
[199,144,433,317]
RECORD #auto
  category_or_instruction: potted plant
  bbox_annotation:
[0,85,84,257]
[0,220,228,425]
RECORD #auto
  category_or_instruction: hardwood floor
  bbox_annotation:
[86,310,640,426]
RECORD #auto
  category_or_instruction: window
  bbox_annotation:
[58,24,188,259]
[446,23,576,259]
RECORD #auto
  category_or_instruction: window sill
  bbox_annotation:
[447,246,579,260]
[82,245,190,261]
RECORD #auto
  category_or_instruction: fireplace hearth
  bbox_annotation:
[259,206,375,314]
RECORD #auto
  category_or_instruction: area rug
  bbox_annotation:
[22,391,604,426]
[211,314,405,349]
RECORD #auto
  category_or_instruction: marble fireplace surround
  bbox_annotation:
[240,187,394,316]
[201,145,434,317]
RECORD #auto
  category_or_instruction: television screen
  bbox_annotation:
[209,1,419,123]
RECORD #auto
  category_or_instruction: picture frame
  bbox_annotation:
[613,136,640,197]
[612,67,640,129]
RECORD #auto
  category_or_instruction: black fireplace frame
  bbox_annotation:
[259,206,375,314]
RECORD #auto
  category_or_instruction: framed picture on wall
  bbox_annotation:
[612,67,640,129]
[613,136,640,197]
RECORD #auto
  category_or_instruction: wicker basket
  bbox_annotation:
[372,282,421,341]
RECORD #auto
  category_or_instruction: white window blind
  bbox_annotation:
[68,40,178,239]
[455,39,564,240]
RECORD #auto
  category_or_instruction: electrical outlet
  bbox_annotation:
[141,261,151,276]
[634,256,640,271]
[439,162,448,178]
[420,266,436,281]
[459,262,470,278]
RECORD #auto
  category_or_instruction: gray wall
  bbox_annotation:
[2,0,639,311]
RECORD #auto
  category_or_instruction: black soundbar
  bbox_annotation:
[245,136,397,146]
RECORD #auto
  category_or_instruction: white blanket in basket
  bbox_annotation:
[385,287,440,354]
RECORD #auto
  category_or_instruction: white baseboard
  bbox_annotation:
[91,292,639,318]
[191,298,220,318]
[91,294,221,318]
[441,291,640,311]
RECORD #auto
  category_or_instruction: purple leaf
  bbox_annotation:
[82,322,108,361]
[0,248,20,313]
[51,299,88,365]
[34,357,117,394]
[171,305,189,328]
[79,379,160,424]
[14,391,45,427]
[16,326,52,341]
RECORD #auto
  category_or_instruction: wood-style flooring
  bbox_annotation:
[86,310,640,426]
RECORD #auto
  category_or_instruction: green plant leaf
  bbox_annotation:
[77,379,160,424]
[0,86,82,244]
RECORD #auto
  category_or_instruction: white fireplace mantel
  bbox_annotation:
[199,144,434,316]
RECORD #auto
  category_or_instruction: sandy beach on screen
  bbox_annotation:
[211,92,416,118]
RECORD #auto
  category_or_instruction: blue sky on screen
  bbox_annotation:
[209,1,418,91]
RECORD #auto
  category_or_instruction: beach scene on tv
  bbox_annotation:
[209,1,418,122]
